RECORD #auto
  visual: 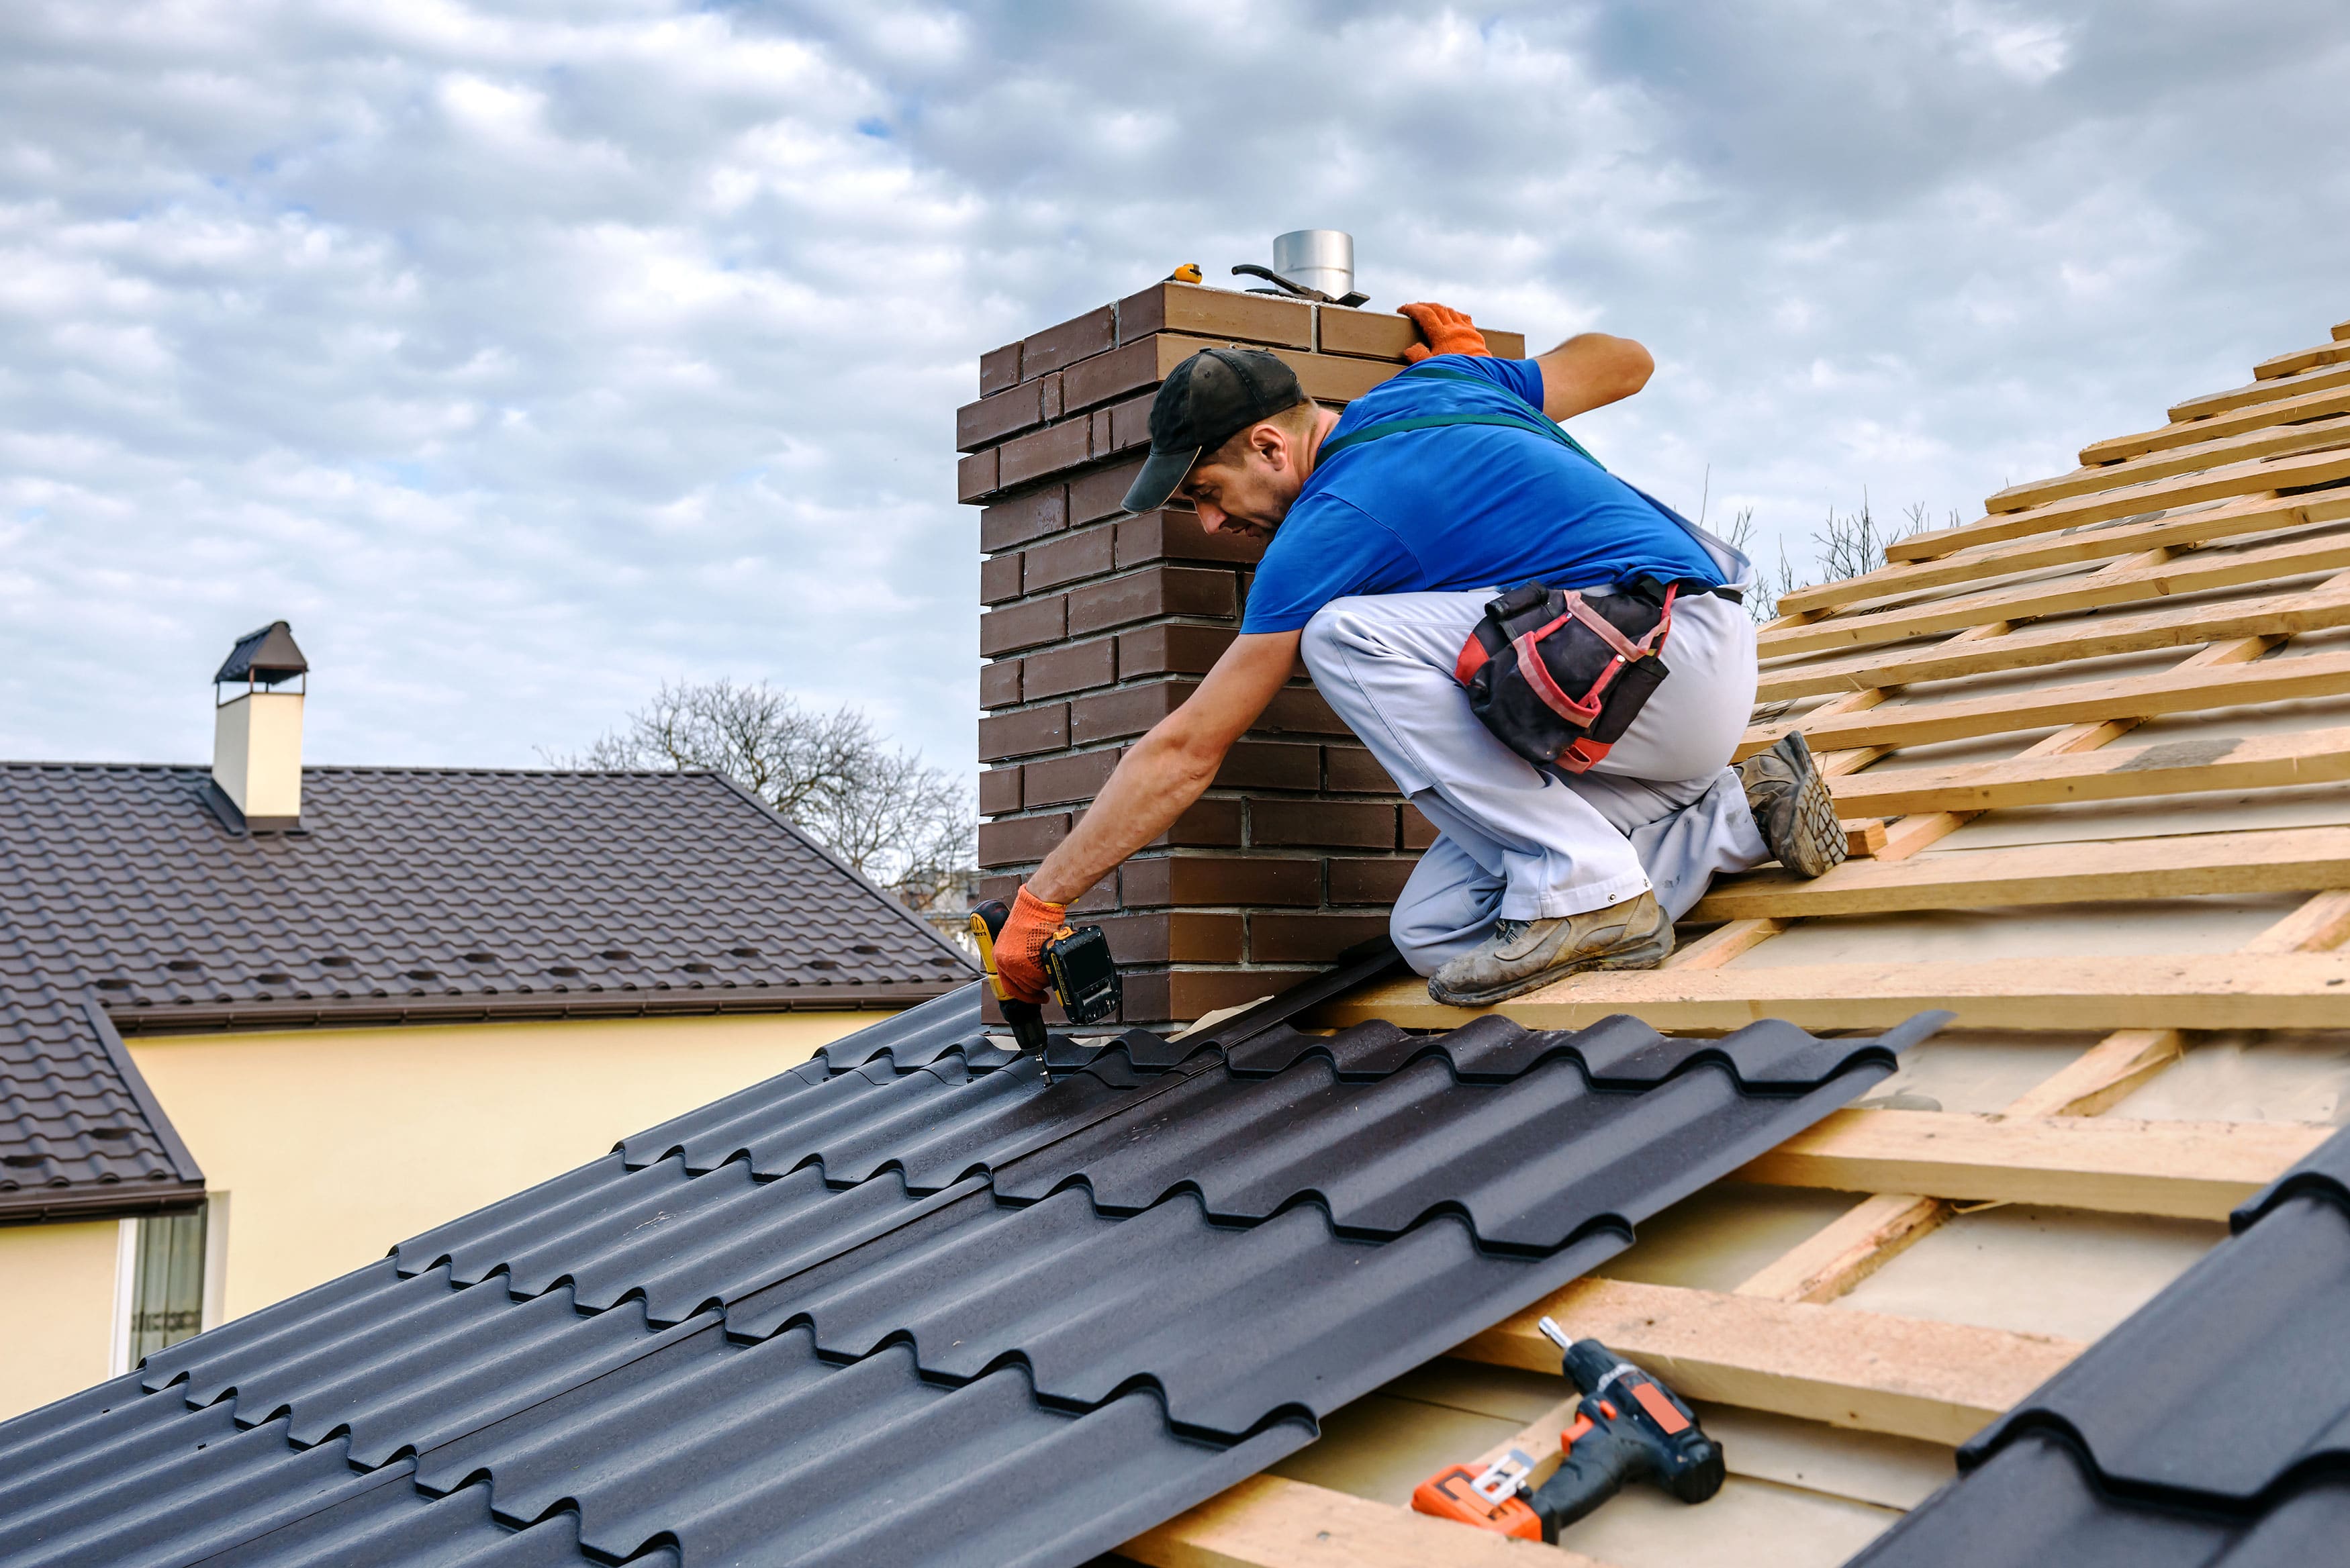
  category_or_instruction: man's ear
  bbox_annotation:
[1251,420,1291,471]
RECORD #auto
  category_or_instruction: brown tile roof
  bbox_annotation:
[0,763,974,1221]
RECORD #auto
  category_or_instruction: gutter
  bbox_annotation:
[105,980,965,1037]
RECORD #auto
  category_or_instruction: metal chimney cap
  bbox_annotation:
[214,621,309,686]
[1271,230,1355,301]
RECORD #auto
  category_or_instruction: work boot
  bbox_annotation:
[1427,891,1673,1008]
[1736,730,1847,877]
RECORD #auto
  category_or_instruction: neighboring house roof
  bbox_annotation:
[0,962,1942,1568]
[0,763,974,1222]
[1853,1122,2350,1564]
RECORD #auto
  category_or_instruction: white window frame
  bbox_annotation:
[109,1195,225,1375]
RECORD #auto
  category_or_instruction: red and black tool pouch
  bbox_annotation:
[1454,577,1679,776]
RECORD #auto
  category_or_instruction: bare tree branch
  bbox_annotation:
[545,678,976,913]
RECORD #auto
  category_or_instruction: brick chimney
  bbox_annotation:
[963,279,1524,1024]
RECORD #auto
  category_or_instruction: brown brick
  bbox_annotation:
[1120,854,1321,908]
[1068,565,1237,636]
[1094,912,1245,965]
[1023,527,1116,593]
[980,342,1022,395]
[1062,337,1161,412]
[1121,966,1325,1025]
[1125,797,1242,848]
[955,383,1044,452]
[978,595,1066,657]
[1271,347,1401,405]
[1070,679,1192,744]
[1213,740,1321,791]
[1256,686,1354,736]
[1023,747,1123,807]
[998,420,1092,489]
[978,767,1021,816]
[1248,912,1392,964]
[1069,456,1147,524]
[1040,371,1064,422]
[1118,282,1316,350]
[1088,407,1113,455]
[980,869,1115,916]
[980,552,1023,605]
[1066,877,1120,914]
[976,812,1070,869]
[979,487,1067,552]
[1251,799,1397,848]
[957,448,998,503]
[978,658,1022,709]
[1323,745,1397,794]
[1022,305,1117,377]
[1119,623,1236,679]
[1116,507,1266,567]
[1105,391,1156,454]
[1317,307,1523,360]
[977,703,1068,761]
[1400,803,1438,849]
[1327,856,1418,905]
[1022,638,1117,700]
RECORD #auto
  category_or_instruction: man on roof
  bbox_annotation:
[992,303,1844,1012]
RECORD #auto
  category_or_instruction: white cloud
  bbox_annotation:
[1,0,2347,783]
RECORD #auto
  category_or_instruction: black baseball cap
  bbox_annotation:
[1121,347,1305,513]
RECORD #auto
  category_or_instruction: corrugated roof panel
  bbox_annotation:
[0,979,1933,1568]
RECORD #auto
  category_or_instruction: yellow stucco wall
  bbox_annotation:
[125,1009,874,1326]
[0,1218,121,1419]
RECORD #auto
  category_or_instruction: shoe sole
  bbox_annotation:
[1779,737,1849,879]
[1427,925,1676,1009]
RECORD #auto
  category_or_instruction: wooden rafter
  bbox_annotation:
[2168,358,2350,423]
[2083,380,2350,466]
[1824,723,2350,817]
[1986,412,2350,515]
[1125,1475,1588,1567]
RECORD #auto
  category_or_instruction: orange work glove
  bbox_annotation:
[994,884,1068,1007]
[1399,301,1492,362]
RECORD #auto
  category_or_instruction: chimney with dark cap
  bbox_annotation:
[211,620,309,830]
[959,266,1525,1024]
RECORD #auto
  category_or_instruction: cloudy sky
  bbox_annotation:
[5,1,2346,782]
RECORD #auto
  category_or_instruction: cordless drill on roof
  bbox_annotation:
[1413,1316,1724,1542]
[968,899,1121,1058]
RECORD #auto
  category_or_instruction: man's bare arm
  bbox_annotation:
[1534,332,1654,422]
[1027,631,1303,904]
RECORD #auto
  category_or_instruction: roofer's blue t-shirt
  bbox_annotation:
[1237,354,1721,634]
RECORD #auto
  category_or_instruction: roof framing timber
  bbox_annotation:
[1776,491,2343,618]
[1987,413,2350,516]
[2168,358,2350,424]
[1684,824,2350,922]
[1452,1279,2081,1448]
[1736,1109,2329,1221]
[1886,444,2350,563]
[1824,724,2350,818]
[1760,526,2350,658]
[2086,379,2350,467]
[1754,576,2350,702]
[1125,1475,1589,1567]
[1319,952,2350,1033]
[1739,643,2350,761]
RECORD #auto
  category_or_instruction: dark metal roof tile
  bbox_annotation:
[0,974,1934,1568]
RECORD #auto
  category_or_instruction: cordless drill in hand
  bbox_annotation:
[968,899,1121,1059]
[1411,1316,1723,1542]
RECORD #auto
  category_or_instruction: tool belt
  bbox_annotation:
[1455,576,1695,776]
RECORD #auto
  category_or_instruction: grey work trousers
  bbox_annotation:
[1301,588,1771,977]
